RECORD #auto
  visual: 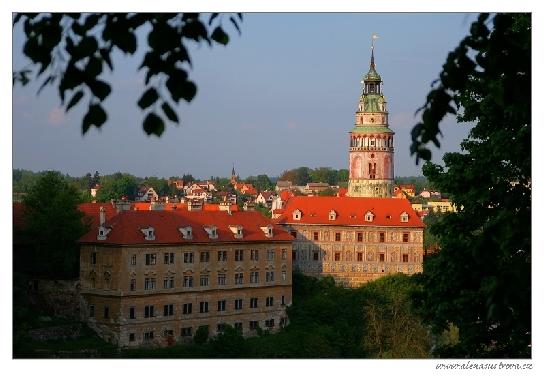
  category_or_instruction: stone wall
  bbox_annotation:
[27,279,82,321]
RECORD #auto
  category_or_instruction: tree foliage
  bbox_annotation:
[95,172,138,201]
[13,13,242,136]
[411,14,531,357]
[20,171,89,278]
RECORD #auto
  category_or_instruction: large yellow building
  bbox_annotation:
[275,196,424,287]
[79,207,293,347]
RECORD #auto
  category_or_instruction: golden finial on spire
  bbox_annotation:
[370,33,379,68]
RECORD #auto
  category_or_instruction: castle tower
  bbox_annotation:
[230,163,238,186]
[347,38,394,198]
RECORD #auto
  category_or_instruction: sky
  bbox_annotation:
[12,13,478,179]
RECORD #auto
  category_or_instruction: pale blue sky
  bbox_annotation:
[12,13,477,179]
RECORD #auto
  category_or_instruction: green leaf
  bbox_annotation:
[211,26,229,45]
[66,90,84,112]
[161,102,179,123]
[180,81,197,102]
[82,103,107,134]
[87,79,111,101]
[143,112,165,136]
[99,48,114,71]
[137,88,159,110]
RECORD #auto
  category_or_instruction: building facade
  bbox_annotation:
[79,208,293,347]
[275,196,424,287]
[348,44,394,198]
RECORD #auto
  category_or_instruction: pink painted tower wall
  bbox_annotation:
[347,42,394,198]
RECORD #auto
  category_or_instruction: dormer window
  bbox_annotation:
[400,212,409,222]
[178,226,192,239]
[97,226,111,241]
[292,209,302,221]
[365,211,374,222]
[141,226,155,241]
[204,225,218,239]
[260,225,274,238]
[229,225,243,239]
[329,210,337,221]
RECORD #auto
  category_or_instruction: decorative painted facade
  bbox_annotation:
[275,196,424,287]
[348,42,394,198]
[79,208,293,347]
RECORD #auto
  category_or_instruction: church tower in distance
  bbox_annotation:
[347,40,394,198]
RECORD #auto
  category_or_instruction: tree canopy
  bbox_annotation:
[20,171,89,278]
[13,13,242,136]
[410,13,531,357]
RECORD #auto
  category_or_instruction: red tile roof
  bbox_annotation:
[279,190,294,201]
[78,202,118,228]
[275,196,424,227]
[80,210,293,245]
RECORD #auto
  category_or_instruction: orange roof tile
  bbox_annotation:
[79,210,293,245]
[276,196,424,227]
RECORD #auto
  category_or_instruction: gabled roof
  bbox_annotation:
[79,210,293,245]
[275,196,424,228]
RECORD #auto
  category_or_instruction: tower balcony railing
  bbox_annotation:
[349,146,394,152]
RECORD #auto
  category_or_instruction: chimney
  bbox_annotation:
[99,206,106,226]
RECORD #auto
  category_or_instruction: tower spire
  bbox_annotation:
[370,33,379,69]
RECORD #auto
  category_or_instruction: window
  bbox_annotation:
[250,271,259,284]
[403,254,409,263]
[313,232,319,241]
[335,232,341,242]
[313,251,319,261]
[250,297,258,308]
[249,321,259,330]
[379,253,385,262]
[265,319,275,328]
[292,250,297,260]
[217,323,226,333]
[199,301,209,313]
[250,249,259,261]
[183,275,193,288]
[129,333,135,342]
[200,275,209,287]
[235,273,244,285]
[235,299,243,310]
[281,295,285,306]
[281,248,287,260]
[129,307,135,319]
[130,278,136,291]
[143,331,154,341]
[266,296,274,307]
[235,249,244,261]
[217,274,227,286]
[357,252,363,261]
[379,232,385,243]
[403,233,409,243]
[90,251,97,265]
[144,278,156,290]
[200,251,210,262]
[181,327,192,337]
[182,303,192,315]
[290,231,297,238]
[145,253,156,265]
[266,271,275,282]
[89,304,95,318]
[334,252,341,261]
[184,252,194,263]
[282,271,287,281]
[365,211,374,222]
[217,250,227,262]
[217,300,226,312]
[130,255,136,265]
[163,277,174,289]
[144,305,155,318]
[357,232,363,242]
[164,252,174,264]
[163,329,174,337]
[267,249,275,261]
[234,322,243,332]
[164,304,174,316]
[90,277,96,289]
[103,306,109,319]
